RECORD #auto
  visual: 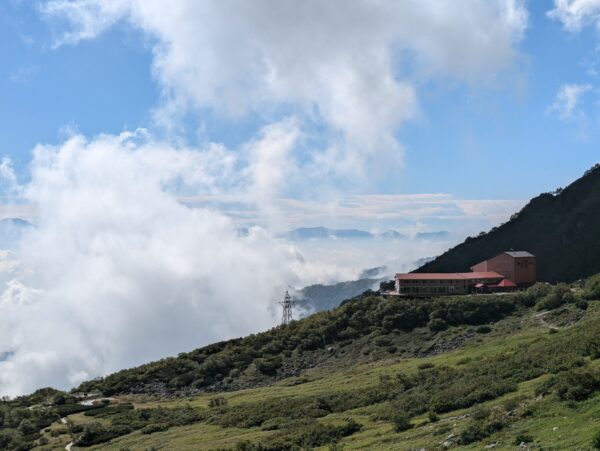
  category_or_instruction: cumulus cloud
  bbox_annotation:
[549,0,600,31]
[41,0,527,178]
[547,83,593,121]
[0,130,325,396]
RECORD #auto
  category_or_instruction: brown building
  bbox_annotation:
[470,251,536,286]
[395,272,505,296]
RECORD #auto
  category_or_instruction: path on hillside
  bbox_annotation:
[534,311,553,328]
[61,417,73,450]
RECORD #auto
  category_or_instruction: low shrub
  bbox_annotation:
[428,318,448,332]
[141,423,169,434]
[536,368,600,401]
[514,433,534,445]
[391,412,412,432]
[208,397,228,408]
[593,430,600,450]
[427,411,439,423]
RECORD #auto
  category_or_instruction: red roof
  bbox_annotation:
[395,271,504,281]
[493,278,517,287]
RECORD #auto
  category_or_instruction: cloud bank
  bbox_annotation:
[0,131,317,396]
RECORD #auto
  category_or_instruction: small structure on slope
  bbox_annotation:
[279,290,295,325]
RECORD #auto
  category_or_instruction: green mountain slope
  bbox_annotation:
[2,276,600,450]
[416,163,600,283]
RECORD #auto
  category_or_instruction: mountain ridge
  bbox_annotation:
[416,163,600,283]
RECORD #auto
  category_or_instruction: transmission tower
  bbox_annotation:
[279,290,295,325]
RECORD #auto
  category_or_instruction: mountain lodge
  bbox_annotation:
[395,251,536,296]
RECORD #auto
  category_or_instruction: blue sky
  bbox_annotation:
[0,3,156,172]
[0,1,599,219]
[401,0,600,198]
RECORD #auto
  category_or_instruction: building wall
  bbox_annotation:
[513,257,536,285]
[471,261,488,272]
[471,253,536,286]
[485,253,515,282]
[396,279,467,295]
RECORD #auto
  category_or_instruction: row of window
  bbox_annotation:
[399,286,461,294]
[399,279,462,284]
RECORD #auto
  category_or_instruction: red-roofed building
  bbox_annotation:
[394,271,504,296]
[470,251,536,286]
[393,250,535,296]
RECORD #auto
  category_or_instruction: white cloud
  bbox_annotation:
[0,131,331,396]
[548,0,600,32]
[0,130,525,395]
[41,0,527,178]
[0,1,531,396]
[547,83,593,121]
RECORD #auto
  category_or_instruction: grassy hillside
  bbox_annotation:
[1,275,599,450]
[416,163,600,283]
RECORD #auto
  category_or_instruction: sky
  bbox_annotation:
[0,0,599,395]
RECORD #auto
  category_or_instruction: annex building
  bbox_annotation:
[395,251,536,296]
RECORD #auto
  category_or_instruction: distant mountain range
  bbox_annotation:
[414,231,450,240]
[282,227,448,241]
[294,266,388,314]
[417,163,600,283]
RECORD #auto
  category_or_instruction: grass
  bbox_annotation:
[34,303,598,450]
[30,303,600,451]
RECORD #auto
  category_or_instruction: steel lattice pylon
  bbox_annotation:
[279,290,295,325]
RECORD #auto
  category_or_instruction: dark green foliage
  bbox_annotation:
[72,405,205,445]
[536,368,600,401]
[391,412,412,432]
[211,318,600,447]
[476,325,491,334]
[74,422,133,447]
[427,317,448,331]
[535,284,573,311]
[76,294,525,396]
[585,273,600,300]
[514,433,534,445]
[235,419,361,450]
[208,396,227,408]
[83,403,134,417]
[255,356,282,375]
[141,422,169,434]
[593,430,600,449]
[0,429,27,451]
[417,362,435,370]
[459,406,511,444]
[0,389,67,450]
[427,411,439,422]
[416,163,600,283]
